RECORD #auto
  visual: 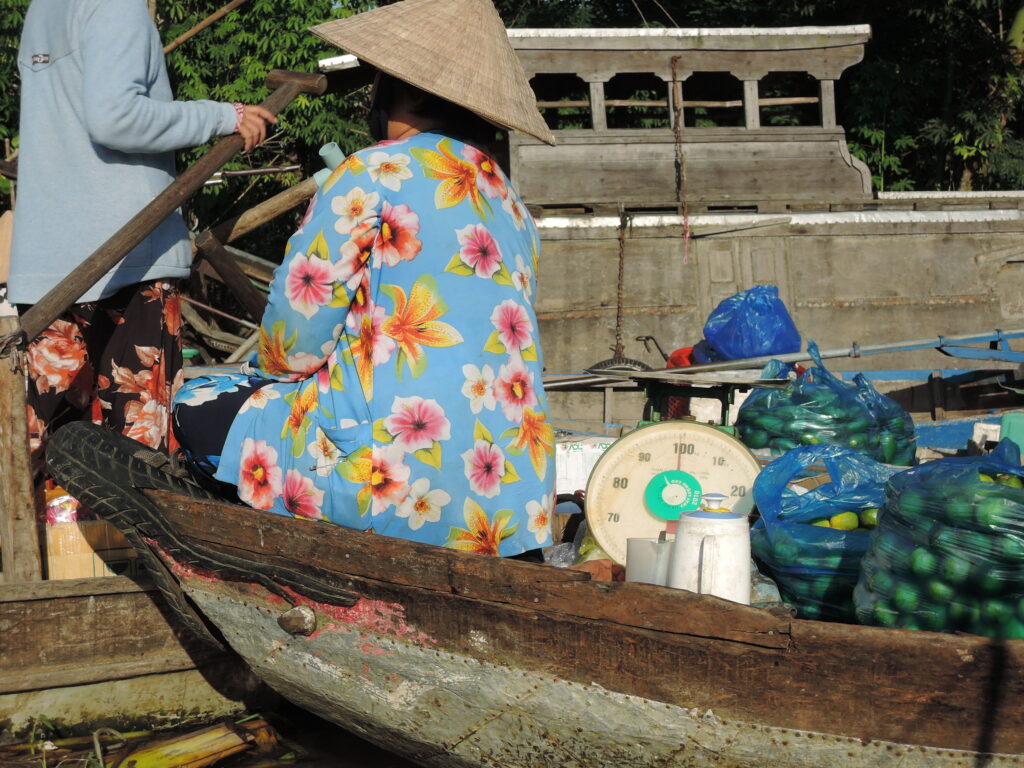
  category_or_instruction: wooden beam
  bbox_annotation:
[194,232,267,322]
[163,0,250,55]
[0,316,42,583]
[206,176,317,246]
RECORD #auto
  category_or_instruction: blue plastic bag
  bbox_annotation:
[751,444,901,620]
[702,285,800,361]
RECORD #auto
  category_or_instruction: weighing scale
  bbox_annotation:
[584,420,762,564]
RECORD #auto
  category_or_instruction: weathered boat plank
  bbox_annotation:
[147,489,1024,756]
[149,491,790,648]
[0,575,267,741]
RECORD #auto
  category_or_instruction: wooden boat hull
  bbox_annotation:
[0,576,267,742]
[43,423,1024,767]
[148,490,1024,768]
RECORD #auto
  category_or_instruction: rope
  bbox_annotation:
[670,55,692,266]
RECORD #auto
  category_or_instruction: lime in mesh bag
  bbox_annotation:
[854,440,1024,637]
[736,341,916,465]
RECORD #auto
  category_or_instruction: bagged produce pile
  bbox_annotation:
[854,440,1024,637]
[736,342,916,466]
[751,445,900,620]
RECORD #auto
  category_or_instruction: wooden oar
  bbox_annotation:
[13,69,326,347]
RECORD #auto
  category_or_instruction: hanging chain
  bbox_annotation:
[614,207,632,358]
[670,55,691,266]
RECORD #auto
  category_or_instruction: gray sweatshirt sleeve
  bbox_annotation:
[80,0,237,154]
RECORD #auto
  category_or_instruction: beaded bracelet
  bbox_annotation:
[233,102,245,132]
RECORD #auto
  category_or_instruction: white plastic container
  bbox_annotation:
[625,536,673,585]
[667,511,751,604]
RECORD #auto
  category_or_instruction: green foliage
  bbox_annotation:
[0,0,26,144]
[160,0,374,254]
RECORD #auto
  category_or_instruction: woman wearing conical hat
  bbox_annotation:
[172,0,558,557]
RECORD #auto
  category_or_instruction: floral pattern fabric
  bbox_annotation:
[23,280,183,478]
[174,133,554,556]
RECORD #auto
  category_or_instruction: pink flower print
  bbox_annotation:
[461,364,496,414]
[383,396,451,452]
[366,151,413,191]
[370,444,411,515]
[490,300,533,352]
[397,478,450,530]
[238,438,283,510]
[331,187,380,235]
[494,356,539,422]
[462,144,508,200]
[285,253,333,320]
[296,195,317,232]
[376,201,422,267]
[282,469,325,519]
[461,439,506,498]
[456,223,503,278]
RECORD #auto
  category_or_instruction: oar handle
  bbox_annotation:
[15,70,326,346]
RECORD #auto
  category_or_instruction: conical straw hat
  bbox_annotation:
[311,0,555,146]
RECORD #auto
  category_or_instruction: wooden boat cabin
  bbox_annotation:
[506,26,873,211]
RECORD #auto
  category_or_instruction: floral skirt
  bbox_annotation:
[21,280,183,477]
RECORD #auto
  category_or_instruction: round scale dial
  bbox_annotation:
[584,421,761,564]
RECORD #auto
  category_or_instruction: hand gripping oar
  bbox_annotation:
[3,69,328,352]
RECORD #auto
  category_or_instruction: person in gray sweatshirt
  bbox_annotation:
[9,0,274,488]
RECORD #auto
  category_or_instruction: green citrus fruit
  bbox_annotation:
[910,548,938,577]
[942,554,972,585]
[892,583,920,612]
[926,578,955,602]
[859,507,880,528]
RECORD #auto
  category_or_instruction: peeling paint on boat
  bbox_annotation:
[177,572,1024,768]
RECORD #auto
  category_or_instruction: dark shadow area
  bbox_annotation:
[530,73,591,131]
[605,72,670,129]
[759,71,821,127]
[682,71,744,128]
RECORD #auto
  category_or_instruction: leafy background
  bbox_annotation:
[1,0,1023,243]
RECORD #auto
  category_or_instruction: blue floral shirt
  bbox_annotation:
[175,132,554,556]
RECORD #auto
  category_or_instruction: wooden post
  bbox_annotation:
[820,79,837,129]
[743,80,760,130]
[0,316,43,582]
[16,69,327,346]
[589,81,607,132]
